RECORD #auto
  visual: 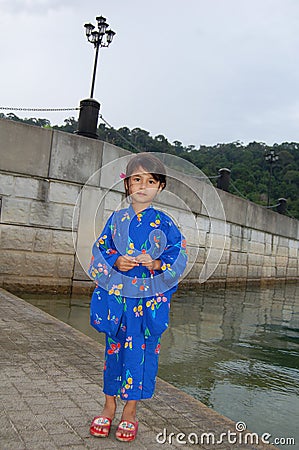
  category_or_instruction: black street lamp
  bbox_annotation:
[217,168,231,192]
[265,150,279,207]
[84,16,116,98]
[76,15,116,139]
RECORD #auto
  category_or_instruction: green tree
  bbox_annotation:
[1,112,299,218]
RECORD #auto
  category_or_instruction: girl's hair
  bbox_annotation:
[124,153,166,198]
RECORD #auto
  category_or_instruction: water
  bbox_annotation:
[22,283,299,448]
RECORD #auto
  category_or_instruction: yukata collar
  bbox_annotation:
[128,204,153,217]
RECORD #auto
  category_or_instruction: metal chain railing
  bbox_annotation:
[0,106,80,112]
[99,114,143,154]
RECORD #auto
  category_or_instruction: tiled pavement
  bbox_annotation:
[0,288,276,450]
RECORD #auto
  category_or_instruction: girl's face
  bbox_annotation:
[126,166,163,210]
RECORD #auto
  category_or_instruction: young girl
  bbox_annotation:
[88,153,187,442]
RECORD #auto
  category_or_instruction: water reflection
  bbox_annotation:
[159,283,299,446]
[22,283,299,447]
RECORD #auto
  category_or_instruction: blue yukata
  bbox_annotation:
[88,204,187,400]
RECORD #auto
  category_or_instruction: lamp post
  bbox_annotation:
[217,168,231,192]
[265,150,279,207]
[76,15,116,139]
[84,16,116,98]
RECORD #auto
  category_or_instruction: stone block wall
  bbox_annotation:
[0,118,298,294]
[0,119,104,293]
[0,173,79,292]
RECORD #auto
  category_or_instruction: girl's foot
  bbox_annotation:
[115,420,138,442]
[90,395,116,438]
[116,400,138,441]
[90,416,112,438]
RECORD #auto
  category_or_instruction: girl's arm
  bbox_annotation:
[136,216,187,282]
[88,213,121,283]
[159,218,188,285]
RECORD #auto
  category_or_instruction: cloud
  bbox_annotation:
[0,0,80,14]
[1,0,299,145]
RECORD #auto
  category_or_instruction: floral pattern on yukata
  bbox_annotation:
[89,205,188,400]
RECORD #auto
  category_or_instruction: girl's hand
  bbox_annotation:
[136,254,161,271]
[114,255,139,272]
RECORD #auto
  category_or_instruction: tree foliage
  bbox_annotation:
[1,113,298,219]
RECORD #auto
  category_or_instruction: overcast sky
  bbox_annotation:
[1,0,299,146]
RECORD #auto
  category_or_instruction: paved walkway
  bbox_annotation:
[0,288,276,450]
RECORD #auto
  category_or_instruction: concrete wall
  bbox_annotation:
[0,118,298,294]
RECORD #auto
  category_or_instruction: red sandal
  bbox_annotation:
[90,416,112,438]
[115,420,139,442]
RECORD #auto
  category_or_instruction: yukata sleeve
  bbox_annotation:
[88,213,121,285]
[159,218,188,287]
